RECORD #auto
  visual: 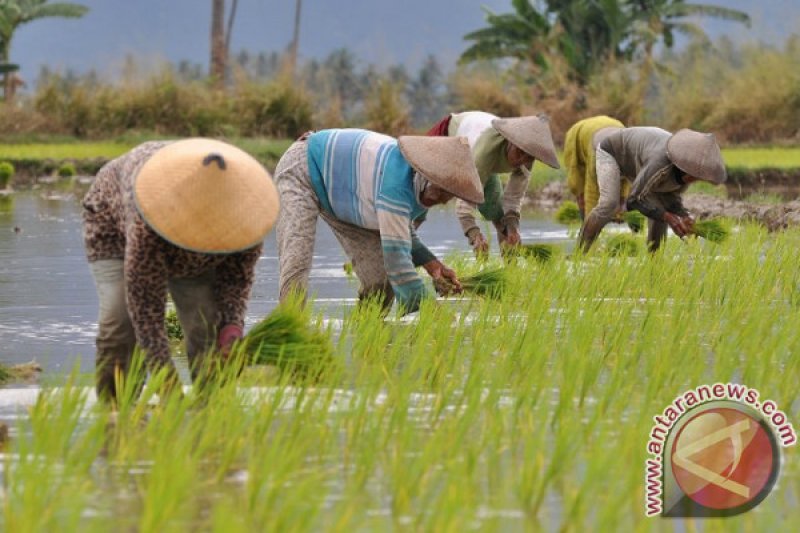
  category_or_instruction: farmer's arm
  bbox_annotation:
[626,164,673,220]
[213,243,263,328]
[660,191,690,217]
[410,223,436,267]
[376,202,431,313]
[456,197,480,236]
[124,222,175,373]
[501,166,529,216]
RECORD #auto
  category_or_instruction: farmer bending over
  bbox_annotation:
[426,112,560,255]
[563,115,626,220]
[82,139,279,402]
[579,128,726,253]
[274,129,483,313]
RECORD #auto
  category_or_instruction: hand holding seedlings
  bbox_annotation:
[663,212,694,238]
[424,259,463,295]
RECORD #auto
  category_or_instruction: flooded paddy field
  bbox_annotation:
[1,188,798,531]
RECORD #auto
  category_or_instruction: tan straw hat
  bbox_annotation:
[666,129,727,184]
[397,136,484,204]
[134,138,279,253]
[492,114,561,169]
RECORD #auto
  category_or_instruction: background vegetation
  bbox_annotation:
[0,34,796,145]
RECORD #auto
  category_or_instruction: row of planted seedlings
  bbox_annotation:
[2,222,799,531]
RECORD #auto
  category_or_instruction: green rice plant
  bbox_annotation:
[8,219,800,531]
[0,362,9,382]
[242,296,334,372]
[555,200,581,225]
[621,210,645,233]
[57,161,77,178]
[458,267,507,299]
[0,161,14,188]
[692,217,730,243]
[518,243,560,263]
[605,234,641,257]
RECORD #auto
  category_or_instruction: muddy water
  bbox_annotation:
[0,189,571,379]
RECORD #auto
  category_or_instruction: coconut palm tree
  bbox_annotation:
[460,0,749,86]
[0,0,88,101]
[628,0,750,62]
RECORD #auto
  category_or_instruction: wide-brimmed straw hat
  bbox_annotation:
[666,129,727,184]
[397,136,484,204]
[492,114,561,169]
[134,138,279,253]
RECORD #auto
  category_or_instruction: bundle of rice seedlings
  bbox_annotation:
[622,210,646,233]
[242,298,333,372]
[343,262,354,276]
[606,234,641,257]
[555,201,582,225]
[459,268,507,299]
[518,243,560,263]
[692,218,730,243]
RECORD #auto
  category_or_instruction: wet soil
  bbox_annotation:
[527,181,800,231]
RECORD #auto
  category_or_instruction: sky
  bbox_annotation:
[7,0,799,82]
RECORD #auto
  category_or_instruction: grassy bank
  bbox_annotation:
[2,142,799,193]
[0,137,293,178]
[2,223,798,530]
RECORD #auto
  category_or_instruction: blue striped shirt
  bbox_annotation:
[307,129,433,311]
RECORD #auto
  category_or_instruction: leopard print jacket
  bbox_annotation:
[82,141,262,366]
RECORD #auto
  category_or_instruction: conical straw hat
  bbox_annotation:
[398,136,484,204]
[492,114,561,169]
[666,129,726,184]
[134,138,279,253]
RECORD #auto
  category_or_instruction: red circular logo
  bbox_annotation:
[671,407,777,510]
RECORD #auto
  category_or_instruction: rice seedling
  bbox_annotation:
[621,210,645,233]
[605,233,641,256]
[692,217,730,243]
[241,295,334,372]
[456,267,507,298]
[554,200,582,225]
[517,243,560,263]
[4,220,800,531]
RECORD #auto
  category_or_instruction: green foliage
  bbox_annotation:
[622,210,645,233]
[243,296,334,372]
[605,233,641,256]
[518,243,560,263]
[555,201,582,225]
[692,218,730,243]
[0,160,14,187]
[234,78,314,138]
[5,222,800,531]
[459,267,507,299]
[363,77,410,137]
[460,0,749,87]
[57,161,76,178]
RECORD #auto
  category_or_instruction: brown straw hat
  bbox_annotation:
[492,114,561,169]
[134,138,279,253]
[397,136,484,204]
[666,129,727,184]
